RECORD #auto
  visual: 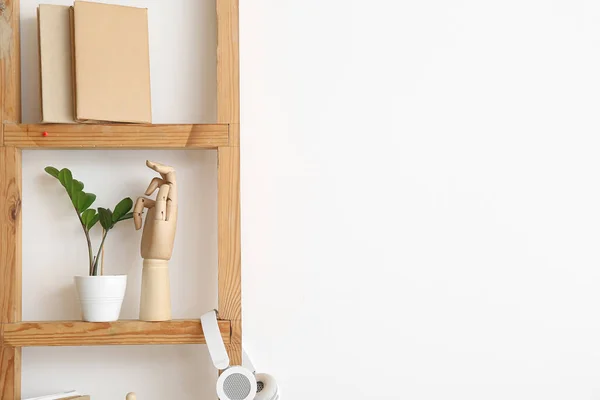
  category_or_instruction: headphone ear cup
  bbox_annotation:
[254,373,279,400]
[216,366,257,400]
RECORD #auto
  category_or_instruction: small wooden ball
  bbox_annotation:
[126,393,136,400]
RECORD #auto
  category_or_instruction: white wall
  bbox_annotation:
[241,1,600,399]
[20,0,600,399]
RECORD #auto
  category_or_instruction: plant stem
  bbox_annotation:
[76,210,94,275]
[92,229,109,276]
[101,228,106,276]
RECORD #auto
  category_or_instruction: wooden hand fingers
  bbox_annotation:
[146,160,176,184]
[146,160,173,174]
[146,160,177,204]
[154,184,171,221]
[145,177,165,196]
[133,197,156,230]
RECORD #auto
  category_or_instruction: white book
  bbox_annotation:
[23,391,81,400]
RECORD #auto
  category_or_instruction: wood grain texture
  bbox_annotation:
[217,0,242,365]
[0,147,21,328]
[228,123,239,147]
[216,0,239,123]
[0,1,20,397]
[3,320,231,347]
[230,319,241,344]
[0,343,20,400]
[225,343,242,367]
[0,0,21,123]
[0,146,21,400]
[3,123,229,149]
[217,146,241,323]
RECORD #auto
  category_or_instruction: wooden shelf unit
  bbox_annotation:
[0,0,241,398]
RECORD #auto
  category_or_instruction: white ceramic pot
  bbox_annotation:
[74,275,127,322]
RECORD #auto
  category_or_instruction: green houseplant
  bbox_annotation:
[45,166,134,322]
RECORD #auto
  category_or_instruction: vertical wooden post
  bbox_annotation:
[0,147,22,400]
[216,0,239,125]
[216,0,241,365]
[0,0,21,126]
[0,0,21,398]
[217,145,241,364]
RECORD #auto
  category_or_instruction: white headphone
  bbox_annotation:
[201,310,280,400]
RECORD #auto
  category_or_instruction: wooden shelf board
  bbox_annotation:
[2,123,229,149]
[2,319,231,347]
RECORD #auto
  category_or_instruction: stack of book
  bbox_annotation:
[24,391,89,400]
[38,1,152,124]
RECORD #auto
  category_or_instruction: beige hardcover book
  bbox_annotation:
[38,4,75,123]
[72,1,152,123]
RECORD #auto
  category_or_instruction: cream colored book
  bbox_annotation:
[37,4,75,123]
[71,1,152,123]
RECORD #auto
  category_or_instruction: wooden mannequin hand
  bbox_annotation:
[134,160,178,260]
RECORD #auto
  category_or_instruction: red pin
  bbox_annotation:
[42,131,48,137]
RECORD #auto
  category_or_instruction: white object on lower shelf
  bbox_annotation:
[75,275,127,322]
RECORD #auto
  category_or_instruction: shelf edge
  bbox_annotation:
[2,123,230,149]
[2,319,231,347]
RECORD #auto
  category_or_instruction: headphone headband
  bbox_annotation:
[200,310,230,370]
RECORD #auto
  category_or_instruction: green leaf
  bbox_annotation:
[98,207,113,231]
[76,192,96,213]
[58,168,74,197]
[117,212,134,222]
[44,166,59,178]
[71,190,79,208]
[71,190,85,209]
[73,179,84,193]
[88,213,100,230]
[82,209,100,230]
[112,197,133,222]
[81,209,96,228]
